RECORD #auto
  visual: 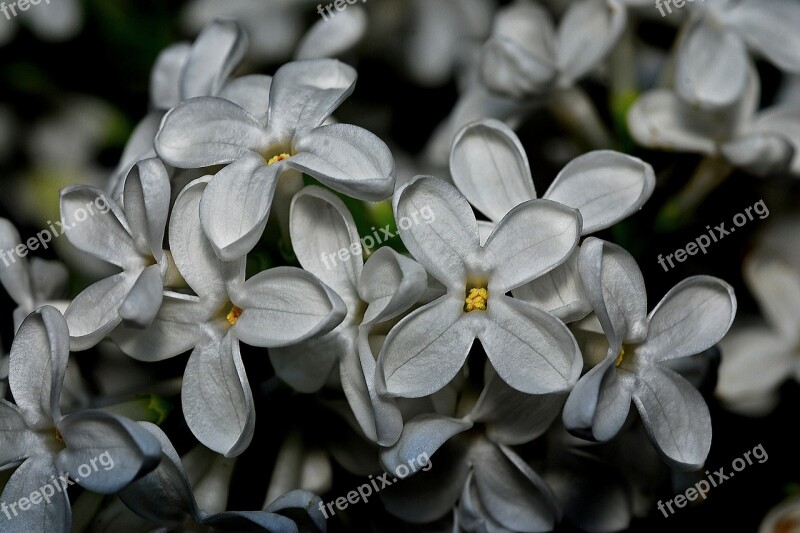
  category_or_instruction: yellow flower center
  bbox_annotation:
[55,429,65,444]
[267,153,291,165]
[226,306,243,325]
[615,347,625,367]
[464,287,488,312]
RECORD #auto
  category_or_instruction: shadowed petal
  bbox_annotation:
[0,455,70,533]
[557,0,626,85]
[381,413,472,474]
[726,0,800,74]
[122,158,170,259]
[181,19,247,100]
[359,247,428,325]
[65,272,137,351]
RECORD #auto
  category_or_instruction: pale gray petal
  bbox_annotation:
[513,250,591,323]
[726,0,800,74]
[0,455,70,533]
[64,272,136,351]
[0,218,33,310]
[268,333,341,393]
[181,19,247,100]
[557,0,626,85]
[118,265,164,329]
[218,74,273,117]
[720,132,795,176]
[0,400,37,467]
[122,158,170,259]
[744,250,800,343]
[358,247,427,325]
[754,106,800,174]
[150,43,190,110]
[295,7,367,60]
[381,413,472,473]
[626,90,718,154]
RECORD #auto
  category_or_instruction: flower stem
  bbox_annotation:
[656,156,734,231]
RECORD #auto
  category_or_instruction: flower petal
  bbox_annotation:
[480,294,581,394]
[358,247,428,325]
[268,59,357,136]
[268,332,341,393]
[155,97,269,168]
[200,152,280,261]
[720,132,795,176]
[484,199,581,292]
[0,218,33,309]
[122,158,170,259]
[231,266,346,348]
[0,455,70,532]
[725,0,800,74]
[632,365,712,470]
[450,119,536,222]
[543,151,655,234]
[378,296,478,398]
[289,123,396,201]
[637,276,736,363]
[745,244,800,344]
[381,413,472,474]
[295,7,367,60]
[626,90,718,154]
[64,272,136,351]
[754,106,800,174]
[118,264,164,329]
[181,19,247,100]
[55,410,161,494]
[512,250,591,322]
[182,331,255,457]
[150,43,190,110]
[0,400,38,467]
[10,306,69,428]
[557,0,626,85]
[217,74,273,117]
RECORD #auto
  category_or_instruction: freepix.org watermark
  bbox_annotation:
[316,0,368,22]
[657,443,768,517]
[654,0,703,17]
[318,452,432,519]
[657,199,769,272]
[1,0,50,21]
[1,451,115,521]
[0,195,110,268]
[320,205,435,270]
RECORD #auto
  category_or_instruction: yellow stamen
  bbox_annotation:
[464,287,488,312]
[55,429,65,444]
[267,153,291,165]
[226,306,243,325]
[615,347,625,367]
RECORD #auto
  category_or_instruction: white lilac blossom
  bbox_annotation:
[269,186,427,445]
[628,61,800,176]
[563,238,736,470]
[717,217,800,416]
[674,0,800,110]
[0,306,161,532]
[155,58,396,260]
[113,422,327,531]
[112,177,345,457]
[379,365,565,529]
[61,158,173,350]
[376,175,583,399]
[450,118,655,320]
[0,0,81,46]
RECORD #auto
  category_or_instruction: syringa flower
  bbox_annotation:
[450,118,655,320]
[113,423,326,532]
[563,238,736,470]
[674,0,800,110]
[269,186,427,445]
[0,306,161,532]
[717,216,800,415]
[61,158,173,350]
[376,176,583,399]
[155,58,396,260]
[113,177,345,457]
[0,218,69,330]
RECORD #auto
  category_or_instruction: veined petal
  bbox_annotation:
[450,119,536,222]
[231,266,346,348]
[543,151,655,234]
[378,296,479,398]
[632,365,712,470]
[10,306,69,428]
[181,19,247,100]
[218,74,273,117]
[726,0,800,74]
[359,247,428,325]
[0,400,37,467]
[64,272,136,351]
[60,185,139,270]
[155,97,269,168]
[513,250,591,323]
[480,294,581,394]
[268,58,357,136]
[289,186,362,303]
[200,153,280,261]
[289,124,396,201]
[0,455,70,532]
[118,265,164,329]
[557,0,626,85]
[676,19,749,109]
[394,176,479,290]
[55,410,161,494]
[182,331,255,457]
[638,276,736,363]
[484,199,581,293]
[122,158,170,259]
[380,413,472,473]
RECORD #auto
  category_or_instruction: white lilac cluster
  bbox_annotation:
[3,0,800,531]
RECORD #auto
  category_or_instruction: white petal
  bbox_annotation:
[118,265,164,329]
[0,401,39,467]
[10,306,70,427]
[744,250,800,344]
[358,247,428,325]
[484,199,581,292]
[122,158,170,259]
[557,0,626,85]
[295,7,367,60]
[150,43,190,110]
[182,332,254,457]
[181,19,247,100]
[638,276,737,363]
[268,59,357,136]
[200,153,279,261]
[632,365,712,470]
[513,250,591,323]
[394,176,479,290]
[450,119,536,222]
[543,151,655,234]
[626,90,718,154]
[0,218,33,309]
[155,97,269,168]
[289,186,362,303]
[378,296,479,398]
[64,272,136,351]
[480,294,581,394]
[726,0,800,74]
[231,266,346,348]
[380,413,472,474]
[676,19,749,109]
[218,74,273,117]
[289,124,396,201]
[754,106,800,174]
[720,132,795,176]
[0,455,70,532]
[268,333,341,393]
